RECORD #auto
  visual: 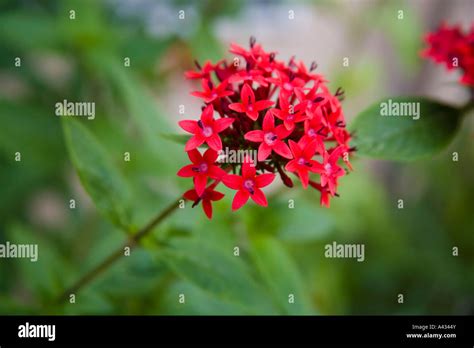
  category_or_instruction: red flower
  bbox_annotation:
[177,148,226,196]
[228,69,268,87]
[228,84,274,121]
[178,38,353,218]
[191,79,234,103]
[267,70,305,99]
[272,96,306,130]
[320,146,346,195]
[179,104,234,152]
[183,187,225,219]
[285,139,323,188]
[422,22,474,86]
[185,60,221,80]
[244,111,292,161]
[223,159,275,210]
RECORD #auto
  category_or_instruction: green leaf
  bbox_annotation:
[350,97,462,161]
[250,237,315,314]
[158,239,277,314]
[62,119,131,230]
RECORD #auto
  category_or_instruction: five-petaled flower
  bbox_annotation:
[177,38,354,218]
[285,139,324,189]
[191,79,234,103]
[179,104,234,152]
[228,84,274,121]
[177,148,226,196]
[222,159,275,211]
[244,111,292,161]
[183,186,225,219]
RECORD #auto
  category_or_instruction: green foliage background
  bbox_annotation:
[0,0,473,315]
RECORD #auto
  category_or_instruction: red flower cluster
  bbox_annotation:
[422,22,474,86]
[178,38,353,219]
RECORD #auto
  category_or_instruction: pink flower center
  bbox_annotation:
[324,163,332,173]
[211,92,218,98]
[287,114,294,121]
[243,179,255,194]
[199,162,209,173]
[247,105,254,112]
[264,132,277,145]
[283,82,293,91]
[297,157,306,166]
[307,128,316,137]
[202,126,213,137]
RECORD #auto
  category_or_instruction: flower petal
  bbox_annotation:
[251,188,268,207]
[246,110,259,121]
[183,189,199,201]
[213,118,234,133]
[288,140,302,158]
[202,199,213,219]
[206,134,222,152]
[201,104,214,124]
[244,130,264,142]
[297,169,309,189]
[241,83,254,105]
[262,111,275,131]
[285,159,298,172]
[223,174,242,190]
[184,135,205,151]
[177,164,196,177]
[273,141,293,159]
[255,173,275,188]
[242,161,256,178]
[203,148,218,163]
[303,139,318,159]
[254,100,275,111]
[257,142,272,161]
[232,190,250,211]
[194,175,207,196]
[179,120,198,133]
[187,149,203,163]
[210,190,225,201]
[208,165,226,179]
[228,103,246,113]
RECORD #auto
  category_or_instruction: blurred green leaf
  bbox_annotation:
[250,236,314,314]
[350,97,462,161]
[159,133,189,145]
[92,54,181,172]
[158,238,277,314]
[62,119,132,230]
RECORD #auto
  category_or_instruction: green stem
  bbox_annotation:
[56,197,181,303]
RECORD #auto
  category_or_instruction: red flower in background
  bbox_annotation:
[422,22,474,86]
[178,37,354,218]
[191,79,234,103]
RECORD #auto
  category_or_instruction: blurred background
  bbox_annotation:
[0,0,473,315]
